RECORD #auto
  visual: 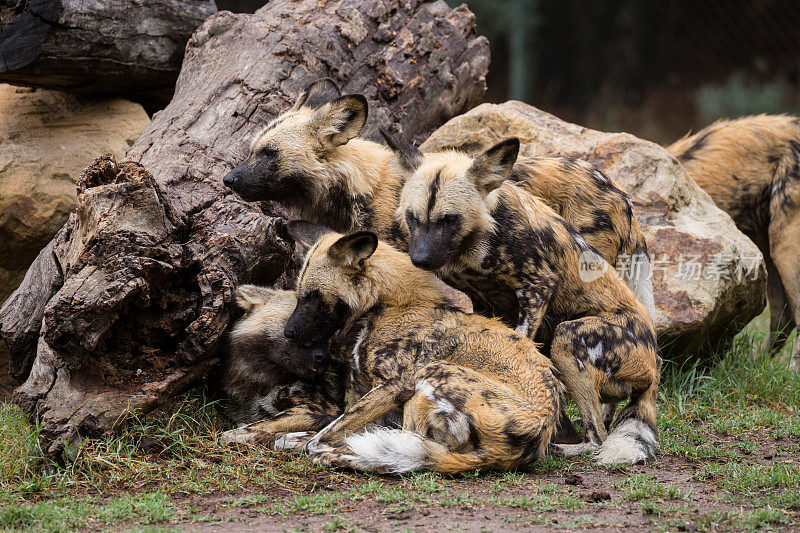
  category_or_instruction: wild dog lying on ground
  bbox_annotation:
[667,115,800,368]
[221,79,655,317]
[392,139,661,464]
[266,221,564,474]
[220,285,344,444]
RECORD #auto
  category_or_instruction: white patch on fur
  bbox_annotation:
[416,379,436,400]
[515,316,530,336]
[344,428,428,473]
[626,252,657,319]
[587,341,603,364]
[255,387,284,418]
[574,234,590,251]
[515,289,530,336]
[351,325,368,374]
[445,410,471,445]
[274,431,314,452]
[593,170,609,183]
[416,380,471,445]
[597,418,658,465]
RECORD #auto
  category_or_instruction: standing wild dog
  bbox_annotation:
[220,285,345,444]
[667,115,800,368]
[392,138,661,464]
[221,79,655,317]
[270,221,563,474]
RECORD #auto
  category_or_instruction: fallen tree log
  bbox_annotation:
[0,0,489,457]
[0,0,218,110]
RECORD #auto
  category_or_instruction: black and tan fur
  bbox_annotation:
[222,79,655,316]
[667,115,800,367]
[270,222,564,474]
[220,285,344,444]
[394,139,661,464]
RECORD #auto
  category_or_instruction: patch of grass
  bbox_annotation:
[322,515,352,532]
[0,492,175,532]
[98,492,175,524]
[491,483,583,513]
[695,508,789,532]
[615,474,688,501]
[438,491,479,508]
[701,462,800,495]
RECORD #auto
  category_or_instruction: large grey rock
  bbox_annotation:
[421,101,766,356]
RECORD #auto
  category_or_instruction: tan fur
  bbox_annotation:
[234,81,652,312]
[667,115,800,366]
[292,231,563,474]
[397,149,661,463]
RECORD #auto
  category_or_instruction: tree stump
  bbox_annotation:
[0,0,489,457]
[0,0,218,111]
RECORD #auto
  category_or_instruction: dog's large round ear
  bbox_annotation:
[469,138,520,193]
[328,231,379,271]
[235,284,277,311]
[292,78,342,111]
[287,220,334,250]
[311,94,368,150]
[379,126,422,172]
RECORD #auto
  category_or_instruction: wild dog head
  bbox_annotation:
[283,221,382,344]
[222,79,368,204]
[230,285,330,379]
[384,130,520,270]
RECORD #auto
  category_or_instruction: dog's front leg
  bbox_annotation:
[304,380,412,454]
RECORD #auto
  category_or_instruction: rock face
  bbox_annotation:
[0,84,150,398]
[421,101,766,356]
[0,84,150,306]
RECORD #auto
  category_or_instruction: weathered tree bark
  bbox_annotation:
[0,0,489,457]
[0,0,217,111]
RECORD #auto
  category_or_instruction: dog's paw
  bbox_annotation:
[220,427,256,445]
[274,431,315,452]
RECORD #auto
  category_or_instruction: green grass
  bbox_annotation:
[0,318,799,531]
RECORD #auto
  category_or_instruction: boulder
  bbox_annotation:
[420,101,766,357]
[0,84,150,396]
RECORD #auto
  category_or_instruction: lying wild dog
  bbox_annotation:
[221,79,655,318]
[220,285,344,444]
[392,138,661,464]
[270,221,563,474]
[667,115,800,368]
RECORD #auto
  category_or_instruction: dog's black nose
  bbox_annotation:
[223,171,237,188]
[311,347,329,370]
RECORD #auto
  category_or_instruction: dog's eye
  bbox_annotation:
[405,210,418,226]
[259,146,278,157]
[440,213,461,225]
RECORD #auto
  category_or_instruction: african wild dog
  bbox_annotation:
[262,221,564,474]
[667,115,800,368]
[219,285,344,444]
[221,79,655,317]
[392,137,661,464]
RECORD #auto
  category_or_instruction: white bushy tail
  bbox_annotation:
[343,428,489,474]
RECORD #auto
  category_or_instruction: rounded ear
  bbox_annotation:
[328,231,379,270]
[287,220,334,250]
[379,126,422,172]
[469,138,520,193]
[235,284,277,311]
[311,95,368,150]
[292,78,342,111]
